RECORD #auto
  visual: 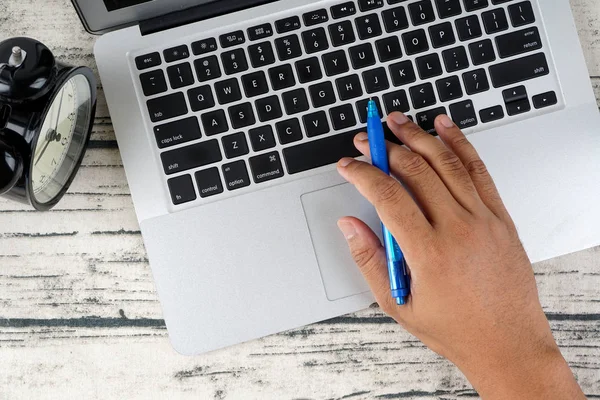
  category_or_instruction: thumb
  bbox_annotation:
[337,216,398,314]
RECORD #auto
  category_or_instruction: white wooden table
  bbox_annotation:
[0,1,599,398]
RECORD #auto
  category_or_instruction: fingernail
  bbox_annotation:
[338,157,354,167]
[337,220,357,240]
[356,132,368,141]
[390,112,410,125]
[438,114,455,128]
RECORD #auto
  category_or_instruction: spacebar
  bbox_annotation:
[283,128,363,174]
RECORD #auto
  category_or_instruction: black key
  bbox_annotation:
[435,0,462,18]
[495,27,542,59]
[416,107,447,135]
[168,175,196,205]
[222,132,250,159]
[219,31,245,48]
[482,8,509,34]
[167,63,195,89]
[330,104,357,130]
[283,128,363,174]
[249,125,277,151]
[194,56,221,82]
[228,102,256,129]
[479,105,504,123]
[506,98,531,115]
[303,111,331,137]
[489,53,549,88]
[349,43,376,69]
[463,68,490,94]
[491,0,513,4]
[276,16,301,33]
[356,97,383,123]
[442,46,469,72]
[241,71,269,98]
[416,53,443,79]
[363,67,390,93]
[214,78,242,104]
[164,45,190,63]
[323,50,350,76]
[255,95,283,122]
[276,118,303,144]
[221,49,248,75]
[429,22,456,48]
[329,21,356,47]
[389,60,416,86]
[248,23,274,41]
[449,100,477,129]
[140,70,167,96]
[408,1,436,26]
[303,9,329,26]
[192,38,218,55]
[222,161,251,191]
[533,91,558,109]
[154,117,202,149]
[282,88,310,115]
[336,74,363,100]
[508,1,535,27]
[309,81,337,108]
[201,110,229,136]
[161,139,222,175]
[402,29,429,55]
[248,42,276,68]
[250,151,285,184]
[502,85,527,103]
[302,28,329,54]
[295,57,323,83]
[464,0,489,11]
[410,83,437,109]
[195,167,224,198]
[147,93,187,122]
[355,14,382,39]
[382,7,409,32]
[275,35,302,61]
[376,36,403,62]
[455,15,482,41]
[135,52,161,70]
[331,2,357,19]
[187,85,215,111]
[383,89,410,113]
[358,0,384,11]
[268,64,296,90]
[469,39,496,65]
[435,75,463,101]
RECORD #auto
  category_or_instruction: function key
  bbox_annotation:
[163,45,190,62]
[358,0,384,12]
[331,2,357,19]
[192,38,218,55]
[276,16,301,33]
[195,167,224,198]
[249,152,285,184]
[248,23,274,41]
[532,91,557,109]
[135,52,161,70]
[408,1,436,26]
[463,0,489,11]
[222,160,251,191]
[508,1,535,27]
[479,105,504,123]
[303,9,329,26]
[167,175,196,205]
[219,31,245,48]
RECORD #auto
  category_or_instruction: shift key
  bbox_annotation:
[161,139,222,175]
[489,52,549,88]
[496,27,542,58]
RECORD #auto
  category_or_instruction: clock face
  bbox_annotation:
[31,74,92,204]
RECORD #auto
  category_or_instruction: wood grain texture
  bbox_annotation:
[0,0,599,399]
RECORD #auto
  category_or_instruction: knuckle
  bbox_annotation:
[351,246,379,270]
[452,136,472,149]
[465,159,489,177]
[373,178,404,205]
[398,153,430,178]
[436,150,464,173]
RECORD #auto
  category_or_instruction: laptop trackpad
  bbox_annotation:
[301,183,382,301]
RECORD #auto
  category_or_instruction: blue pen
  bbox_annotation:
[366,100,411,305]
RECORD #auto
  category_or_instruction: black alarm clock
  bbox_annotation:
[0,37,96,210]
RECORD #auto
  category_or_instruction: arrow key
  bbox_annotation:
[479,105,505,123]
[502,85,527,103]
[532,91,557,109]
[506,98,531,116]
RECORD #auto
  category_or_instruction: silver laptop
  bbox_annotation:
[78,0,600,355]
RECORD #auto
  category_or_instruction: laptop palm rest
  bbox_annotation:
[301,183,382,301]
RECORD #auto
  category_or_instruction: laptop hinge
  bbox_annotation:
[139,0,279,36]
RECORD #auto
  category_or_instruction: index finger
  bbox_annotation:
[337,157,433,248]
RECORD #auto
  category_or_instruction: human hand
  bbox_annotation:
[336,112,585,400]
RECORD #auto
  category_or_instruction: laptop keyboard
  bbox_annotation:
[132,0,562,207]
